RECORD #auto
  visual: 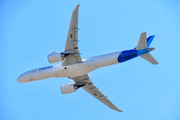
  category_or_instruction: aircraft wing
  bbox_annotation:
[70,74,123,112]
[62,4,83,66]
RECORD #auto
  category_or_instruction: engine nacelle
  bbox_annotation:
[47,52,65,63]
[60,83,78,94]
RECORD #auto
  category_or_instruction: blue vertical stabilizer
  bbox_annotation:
[147,35,155,48]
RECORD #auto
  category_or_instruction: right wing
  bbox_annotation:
[61,4,83,66]
[70,74,123,112]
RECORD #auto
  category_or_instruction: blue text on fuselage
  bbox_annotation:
[39,66,53,71]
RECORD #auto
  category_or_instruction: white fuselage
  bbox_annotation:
[17,51,121,83]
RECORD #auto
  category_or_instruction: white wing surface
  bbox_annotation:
[62,4,82,66]
[70,74,123,112]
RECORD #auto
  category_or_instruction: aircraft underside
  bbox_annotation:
[17,4,158,112]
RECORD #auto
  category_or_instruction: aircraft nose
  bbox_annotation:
[17,75,24,83]
[17,73,29,83]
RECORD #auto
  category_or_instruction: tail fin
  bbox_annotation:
[136,32,158,64]
[147,35,155,48]
[136,32,147,50]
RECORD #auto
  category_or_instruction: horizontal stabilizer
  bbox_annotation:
[140,53,158,64]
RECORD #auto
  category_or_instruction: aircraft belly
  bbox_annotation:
[56,66,70,77]
[66,63,91,77]
[84,52,120,69]
[64,52,121,78]
[21,52,121,82]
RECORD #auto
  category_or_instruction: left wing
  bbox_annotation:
[70,74,123,112]
[62,4,82,66]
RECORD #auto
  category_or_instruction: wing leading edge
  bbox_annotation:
[70,74,123,112]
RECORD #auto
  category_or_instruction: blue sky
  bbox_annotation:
[1,0,180,120]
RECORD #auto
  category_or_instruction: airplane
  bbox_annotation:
[17,4,158,112]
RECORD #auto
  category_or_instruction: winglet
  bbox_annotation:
[73,4,80,11]
[115,109,123,112]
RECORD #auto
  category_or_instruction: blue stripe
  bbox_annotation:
[137,49,149,56]
[118,49,137,63]
[147,35,155,48]
[118,49,150,63]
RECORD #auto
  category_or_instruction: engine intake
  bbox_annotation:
[60,83,78,94]
[47,52,65,63]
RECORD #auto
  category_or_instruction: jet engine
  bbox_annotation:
[60,83,79,94]
[47,52,65,63]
